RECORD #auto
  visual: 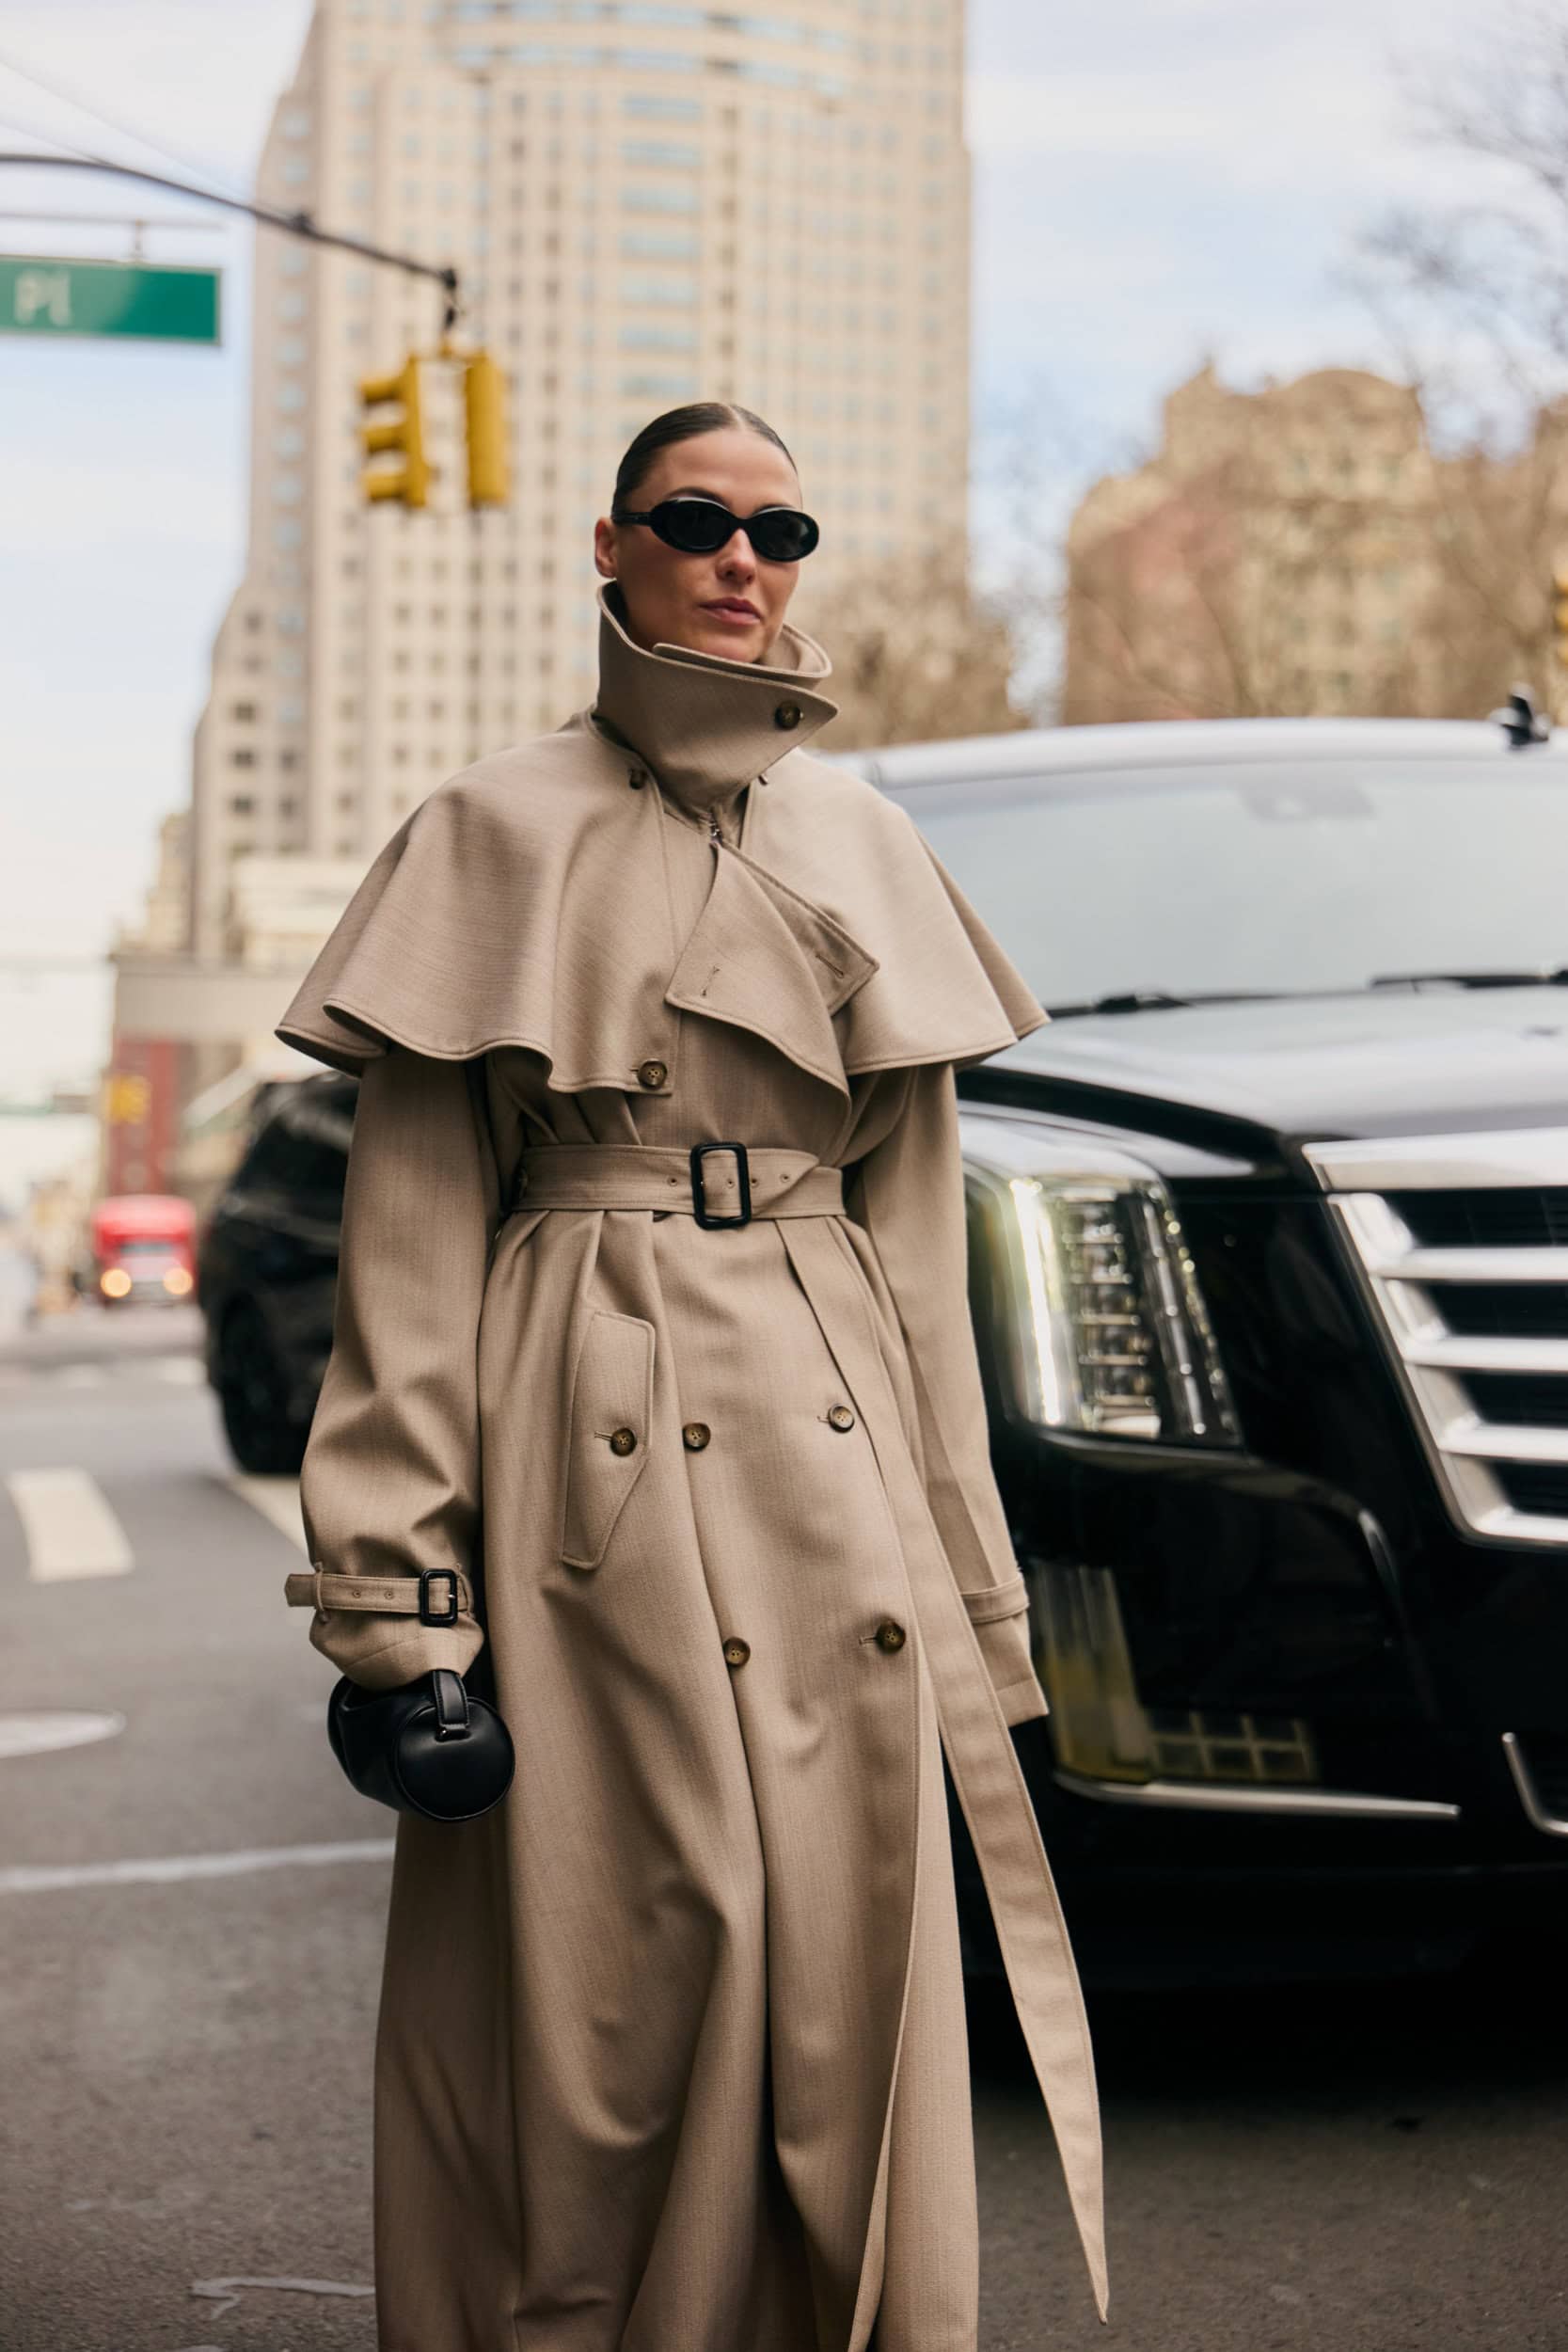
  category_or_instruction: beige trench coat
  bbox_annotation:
[278,586,1105,2352]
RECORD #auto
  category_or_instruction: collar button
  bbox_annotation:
[773,700,802,731]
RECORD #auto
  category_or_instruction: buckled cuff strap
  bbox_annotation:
[284,1565,475,1622]
[958,1571,1030,1627]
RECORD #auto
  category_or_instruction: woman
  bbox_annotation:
[277,402,1105,2352]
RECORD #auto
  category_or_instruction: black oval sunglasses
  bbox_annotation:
[610,494,819,564]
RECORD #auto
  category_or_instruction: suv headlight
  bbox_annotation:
[966,1135,1240,1446]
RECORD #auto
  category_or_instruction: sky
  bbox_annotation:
[0,0,1486,1098]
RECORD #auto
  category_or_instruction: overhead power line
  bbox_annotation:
[0,151,460,325]
[0,41,254,206]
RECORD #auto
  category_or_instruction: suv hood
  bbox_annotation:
[990,986,1568,1142]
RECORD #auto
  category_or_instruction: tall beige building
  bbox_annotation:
[187,0,971,961]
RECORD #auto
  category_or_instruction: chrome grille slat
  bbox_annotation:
[1365,1246,1568,1284]
[1303,1128,1568,1549]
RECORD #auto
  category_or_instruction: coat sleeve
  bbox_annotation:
[843,1059,1049,1728]
[291,1044,499,1691]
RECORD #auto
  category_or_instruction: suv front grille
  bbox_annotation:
[1304,1129,1568,1549]
[1389,1187,1568,1250]
[1438,1286,1568,1339]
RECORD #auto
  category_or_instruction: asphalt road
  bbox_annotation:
[2,1300,1564,2352]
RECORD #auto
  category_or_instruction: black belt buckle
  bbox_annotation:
[418,1568,461,1627]
[689,1140,752,1229]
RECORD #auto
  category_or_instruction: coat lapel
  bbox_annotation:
[665,843,879,1100]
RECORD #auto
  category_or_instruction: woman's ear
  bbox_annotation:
[593,517,617,580]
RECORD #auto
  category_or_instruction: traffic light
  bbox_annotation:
[359,356,432,508]
[464,350,509,508]
[1553,570,1568,669]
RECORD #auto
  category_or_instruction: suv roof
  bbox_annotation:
[843,714,1568,791]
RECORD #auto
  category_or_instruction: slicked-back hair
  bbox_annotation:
[611,402,797,512]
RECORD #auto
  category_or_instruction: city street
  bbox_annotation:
[2,1301,1564,2352]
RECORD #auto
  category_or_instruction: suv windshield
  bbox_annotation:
[908,755,1568,1010]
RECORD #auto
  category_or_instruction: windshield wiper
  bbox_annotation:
[1043,988,1292,1020]
[1368,968,1568,992]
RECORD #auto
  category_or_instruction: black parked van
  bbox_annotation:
[206,711,1568,1982]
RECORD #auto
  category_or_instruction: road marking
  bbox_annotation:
[150,1354,204,1385]
[0,1711,124,1761]
[0,1836,394,1897]
[6,1467,134,1581]
[225,1472,308,1552]
[191,2276,374,2320]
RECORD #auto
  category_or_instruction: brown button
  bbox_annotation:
[609,1426,638,1456]
[722,1637,751,1669]
[827,1404,856,1432]
[682,1421,711,1450]
[875,1619,906,1654]
[636,1058,668,1089]
[773,700,802,730]
[627,767,647,789]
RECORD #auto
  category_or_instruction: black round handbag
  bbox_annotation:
[326,1667,515,1823]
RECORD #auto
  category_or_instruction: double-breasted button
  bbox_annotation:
[627,767,648,789]
[875,1619,907,1654]
[722,1637,751,1669]
[773,700,802,731]
[827,1404,856,1432]
[636,1058,668,1089]
[609,1426,638,1456]
[682,1421,711,1451]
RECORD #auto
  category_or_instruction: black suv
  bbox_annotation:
[847,711,1568,1984]
[209,713,1568,1981]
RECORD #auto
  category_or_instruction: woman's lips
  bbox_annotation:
[702,599,761,625]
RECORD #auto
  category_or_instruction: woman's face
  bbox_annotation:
[594,426,804,665]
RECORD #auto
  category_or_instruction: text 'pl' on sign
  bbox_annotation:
[0,256,221,345]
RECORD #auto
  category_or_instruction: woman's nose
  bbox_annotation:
[717,530,757,579]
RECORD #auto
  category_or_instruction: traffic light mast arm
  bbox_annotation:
[0,151,459,325]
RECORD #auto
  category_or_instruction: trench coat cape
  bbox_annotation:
[278,584,1106,2351]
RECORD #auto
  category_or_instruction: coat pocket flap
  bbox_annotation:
[958,1570,1029,1627]
[560,1310,656,1570]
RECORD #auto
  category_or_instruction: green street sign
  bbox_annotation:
[0,256,220,344]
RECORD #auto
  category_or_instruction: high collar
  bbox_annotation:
[590,580,839,819]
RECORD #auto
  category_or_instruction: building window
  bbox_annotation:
[624,92,702,120]
[621,272,697,305]
[620,139,702,168]
[621,371,698,400]
[622,185,700,215]
[229,794,255,814]
[230,701,258,723]
[230,749,257,769]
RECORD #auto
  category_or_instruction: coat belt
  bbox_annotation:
[512,1143,844,1220]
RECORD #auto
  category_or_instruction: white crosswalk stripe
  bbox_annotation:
[6,1469,134,1583]
[225,1473,308,1553]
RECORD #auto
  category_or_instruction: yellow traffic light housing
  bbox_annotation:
[359,356,432,508]
[464,350,509,508]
